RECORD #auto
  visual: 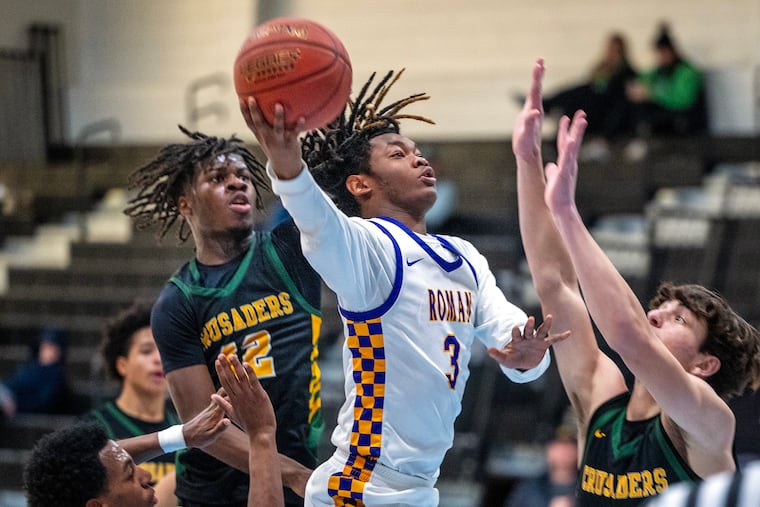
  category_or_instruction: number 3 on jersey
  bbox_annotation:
[221,330,276,379]
[443,334,461,389]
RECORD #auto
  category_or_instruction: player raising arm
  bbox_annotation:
[241,69,567,506]
[515,58,760,506]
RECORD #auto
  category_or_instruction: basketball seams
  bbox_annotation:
[234,17,352,131]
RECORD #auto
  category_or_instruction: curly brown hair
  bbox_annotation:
[301,69,434,216]
[649,282,760,400]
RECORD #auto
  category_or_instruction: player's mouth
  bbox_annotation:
[229,193,252,213]
[419,167,436,186]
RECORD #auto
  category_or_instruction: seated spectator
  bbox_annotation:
[541,32,637,160]
[626,23,707,139]
[83,298,181,507]
[0,327,82,418]
[504,426,578,507]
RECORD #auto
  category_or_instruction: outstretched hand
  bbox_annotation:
[181,393,231,449]
[212,353,277,438]
[240,98,305,180]
[487,315,570,369]
[512,58,546,167]
[544,111,588,215]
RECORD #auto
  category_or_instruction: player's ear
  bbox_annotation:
[691,353,721,378]
[115,355,129,378]
[346,174,372,199]
[177,194,193,218]
[86,498,104,507]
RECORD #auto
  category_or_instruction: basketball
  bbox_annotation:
[233,17,352,131]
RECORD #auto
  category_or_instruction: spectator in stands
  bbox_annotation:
[84,298,182,507]
[504,426,579,507]
[625,23,707,159]
[0,327,80,419]
[541,32,637,161]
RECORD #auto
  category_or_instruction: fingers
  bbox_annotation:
[522,315,536,337]
[547,330,572,345]
[569,110,588,145]
[210,392,233,414]
[528,58,545,112]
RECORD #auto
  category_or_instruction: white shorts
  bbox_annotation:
[305,449,439,507]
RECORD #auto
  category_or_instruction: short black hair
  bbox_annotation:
[100,298,154,383]
[301,69,434,216]
[24,421,109,507]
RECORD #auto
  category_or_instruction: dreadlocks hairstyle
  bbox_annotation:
[124,125,269,242]
[301,69,435,216]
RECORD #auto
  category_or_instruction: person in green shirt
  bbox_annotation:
[626,23,707,137]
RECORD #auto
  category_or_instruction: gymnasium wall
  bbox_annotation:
[2,0,759,145]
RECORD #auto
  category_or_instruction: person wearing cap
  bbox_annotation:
[626,22,707,139]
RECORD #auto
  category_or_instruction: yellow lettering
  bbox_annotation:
[603,472,615,497]
[205,318,221,343]
[240,304,258,326]
[628,471,642,498]
[253,299,271,322]
[465,292,472,322]
[278,292,293,314]
[218,312,233,336]
[641,470,655,496]
[582,465,595,492]
[457,292,466,322]
[594,469,606,495]
[615,473,628,499]
[230,308,247,332]
[264,295,284,318]
[653,468,668,493]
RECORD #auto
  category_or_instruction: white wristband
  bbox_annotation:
[157,424,186,453]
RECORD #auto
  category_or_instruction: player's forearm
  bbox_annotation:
[517,160,577,299]
[202,424,252,472]
[278,451,312,498]
[248,433,285,505]
[551,206,644,349]
[118,433,163,464]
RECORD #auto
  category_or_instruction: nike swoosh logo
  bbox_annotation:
[406,257,423,266]
[594,429,606,438]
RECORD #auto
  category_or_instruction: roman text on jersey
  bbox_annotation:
[428,289,472,323]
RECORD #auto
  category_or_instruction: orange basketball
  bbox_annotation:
[234,17,352,131]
